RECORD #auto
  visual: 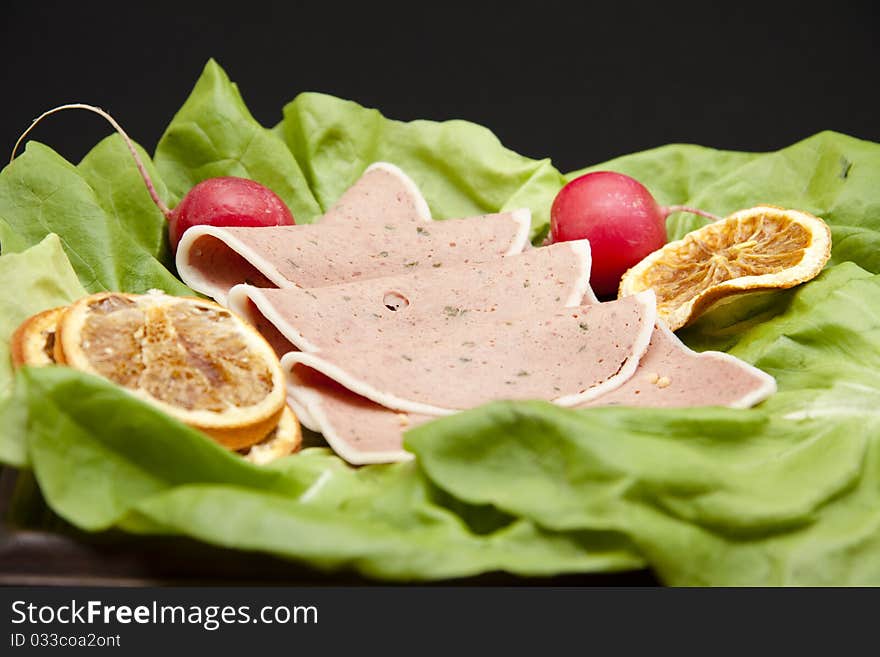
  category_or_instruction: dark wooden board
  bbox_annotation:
[0,467,659,586]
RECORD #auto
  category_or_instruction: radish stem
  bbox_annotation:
[662,205,723,222]
[10,103,172,219]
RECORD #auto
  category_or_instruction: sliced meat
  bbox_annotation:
[280,293,657,415]
[227,240,596,354]
[178,210,530,305]
[286,318,776,466]
[176,162,531,304]
[255,239,594,462]
[318,162,432,226]
[580,321,777,409]
[288,365,432,464]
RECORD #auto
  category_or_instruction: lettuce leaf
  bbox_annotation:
[18,366,642,580]
[0,140,189,295]
[573,132,880,275]
[0,235,86,392]
[278,92,566,239]
[153,59,322,223]
[78,136,172,257]
[0,235,86,467]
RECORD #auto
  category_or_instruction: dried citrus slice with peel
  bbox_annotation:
[10,306,65,367]
[619,205,832,330]
[55,291,287,450]
[242,405,302,464]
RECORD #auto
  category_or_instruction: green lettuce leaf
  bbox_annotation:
[0,234,86,466]
[0,141,189,295]
[18,366,642,580]
[78,135,172,258]
[153,59,322,223]
[573,132,880,274]
[732,263,880,419]
[569,143,759,212]
[278,93,567,239]
[0,234,86,392]
[0,216,27,253]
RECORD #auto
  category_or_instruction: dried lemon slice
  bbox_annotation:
[619,205,832,330]
[55,291,287,450]
[10,306,66,367]
[242,405,302,464]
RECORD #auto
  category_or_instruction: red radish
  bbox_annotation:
[10,104,295,252]
[167,177,294,249]
[549,171,721,297]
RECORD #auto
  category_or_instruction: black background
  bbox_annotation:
[1,2,877,173]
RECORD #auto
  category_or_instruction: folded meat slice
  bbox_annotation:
[288,365,432,464]
[317,162,432,226]
[235,239,594,462]
[227,240,596,355]
[288,319,776,465]
[579,321,777,409]
[178,211,531,306]
[279,292,657,415]
[176,162,531,304]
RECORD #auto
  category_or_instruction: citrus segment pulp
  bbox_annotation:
[56,291,287,449]
[619,205,832,330]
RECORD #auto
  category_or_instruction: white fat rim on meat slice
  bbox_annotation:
[553,290,658,407]
[227,285,322,354]
[651,321,777,408]
[364,162,433,222]
[563,240,597,306]
[176,225,297,305]
[360,162,533,255]
[279,290,659,416]
[286,375,414,465]
[281,351,457,416]
[178,208,530,305]
[285,390,319,432]
[505,208,533,255]
[229,236,581,354]
[177,162,430,303]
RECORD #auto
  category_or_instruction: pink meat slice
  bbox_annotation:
[177,210,530,305]
[288,319,776,465]
[280,293,657,415]
[175,163,531,304]
[227,240,596,354]
[317,162,432,226]
[288,365,433,464]
[250,239,593,462]
[579,322,776,409]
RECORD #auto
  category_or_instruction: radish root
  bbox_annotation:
[10,103,172,219]
[662,205,723,222]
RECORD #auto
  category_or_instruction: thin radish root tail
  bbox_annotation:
[662,205,724,222]
[10,103,172,219]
